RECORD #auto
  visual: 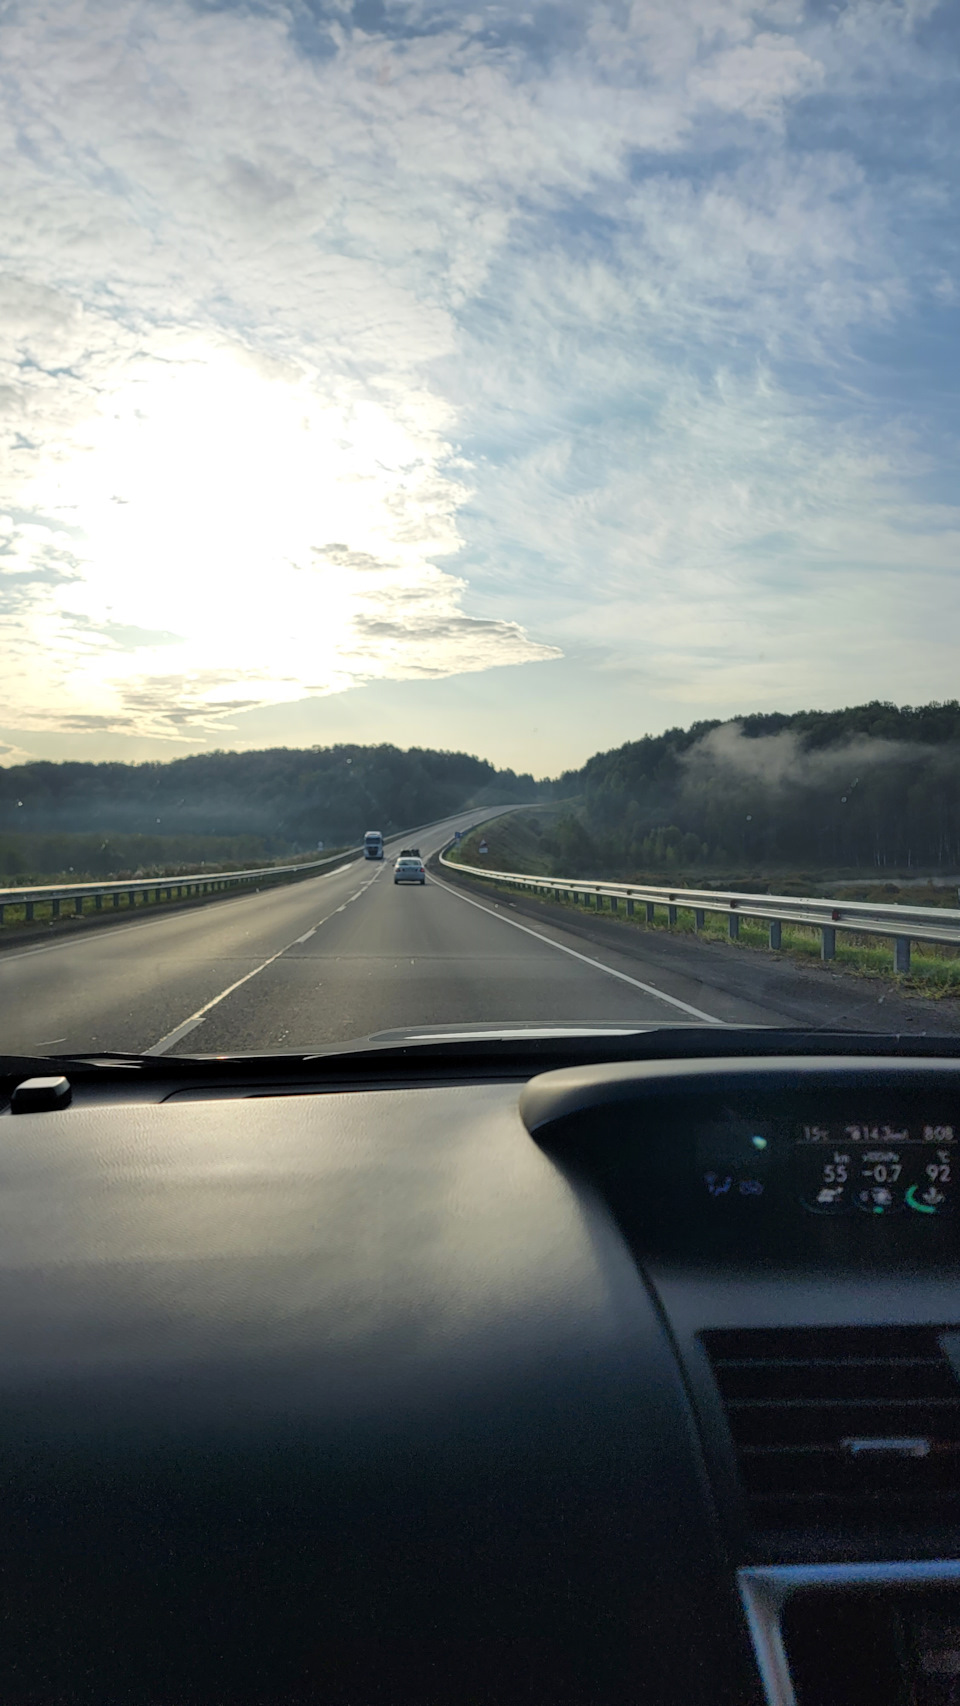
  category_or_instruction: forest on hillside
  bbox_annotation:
[552,702,960,873]
[3,702,960,881]
[0,744,537,858]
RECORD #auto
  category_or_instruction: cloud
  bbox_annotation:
[0,0,958,745]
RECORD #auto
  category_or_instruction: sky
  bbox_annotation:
[1,0,958,777]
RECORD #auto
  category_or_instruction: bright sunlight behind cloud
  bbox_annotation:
[1,0,958,753]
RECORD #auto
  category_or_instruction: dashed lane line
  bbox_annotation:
[145,866,384,1055]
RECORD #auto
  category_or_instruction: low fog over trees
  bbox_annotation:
[551,702,960,871]
[3,702,960,879]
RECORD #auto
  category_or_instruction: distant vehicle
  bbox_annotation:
[394,856,426,886]
[363,830,384,861]
[398,847,421,858]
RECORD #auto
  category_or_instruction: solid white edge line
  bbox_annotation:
[429,873,723,1024]
[0,817,469,969]
[0,860,360,967]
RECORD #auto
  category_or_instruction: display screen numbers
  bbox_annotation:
[796,1122,954,1216]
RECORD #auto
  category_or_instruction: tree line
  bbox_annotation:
[549,701,960,873]
[0,744,537,855]
[4,702,960,880]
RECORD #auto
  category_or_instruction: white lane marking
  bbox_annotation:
[0,860,368,968]
[145,938,302,1055]
[146,1016,205,1054]
[429,874,722,1024]
[145,865,386,1054]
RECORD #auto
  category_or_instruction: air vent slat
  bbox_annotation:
[720,1359,953,1403]
[702,1326,960,1536]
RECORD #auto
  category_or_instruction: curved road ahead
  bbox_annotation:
[0,810,951,1055]
[0,809,783,1058]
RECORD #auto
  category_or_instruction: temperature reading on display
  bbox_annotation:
[796,1122,955,1216]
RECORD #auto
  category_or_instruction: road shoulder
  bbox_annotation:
[432,859,960,1036]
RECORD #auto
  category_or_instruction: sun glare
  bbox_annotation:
[25,343,461,716]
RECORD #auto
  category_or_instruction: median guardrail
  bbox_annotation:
[439,851,960,973]
[0,847,361,929]
[0,804,525,932]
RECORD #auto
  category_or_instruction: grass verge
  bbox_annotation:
[441,863,960,1001]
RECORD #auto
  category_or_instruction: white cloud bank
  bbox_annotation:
[0,0,957,744]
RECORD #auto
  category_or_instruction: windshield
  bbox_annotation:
[3,1,960,1057]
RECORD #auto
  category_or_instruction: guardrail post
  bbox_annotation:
[113,894,121,909]
[695,909,705,930]
[821,926,836,961]
[25,900,34,921]
[646,902,656,923]
[0,904,4,926]
[728,913,739,940]
[74,896,83,917]
[95,894,103,911]
[626,898,635,916]
[895,936,911,974]
[52,898,61,919]
[769,920,782,949]
[610,896,618,913]
[667,904,677,926]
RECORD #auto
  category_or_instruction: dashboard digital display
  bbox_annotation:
[795,1122,953,1216]
[695,1112,956,1221]
[524,1065,960,1266]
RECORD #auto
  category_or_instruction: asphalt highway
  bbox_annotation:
[0,808,789,1058]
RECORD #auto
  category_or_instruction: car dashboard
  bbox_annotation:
[1,1034,960,1704]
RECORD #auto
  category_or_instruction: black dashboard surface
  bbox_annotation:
[3,1053,960,1703]
[0,1082,757,1706]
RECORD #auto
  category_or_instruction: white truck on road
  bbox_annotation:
[363,830,384,861]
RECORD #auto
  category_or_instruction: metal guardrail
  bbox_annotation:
[0,805,521,930]
[0,847,361,927]
[439,851,960,973]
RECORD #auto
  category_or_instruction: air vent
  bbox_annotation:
[703,1326,960,1534]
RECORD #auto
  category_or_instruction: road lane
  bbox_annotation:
[0,812,498,1055]
[183,858,773,1054]
[4,803,885,1058]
